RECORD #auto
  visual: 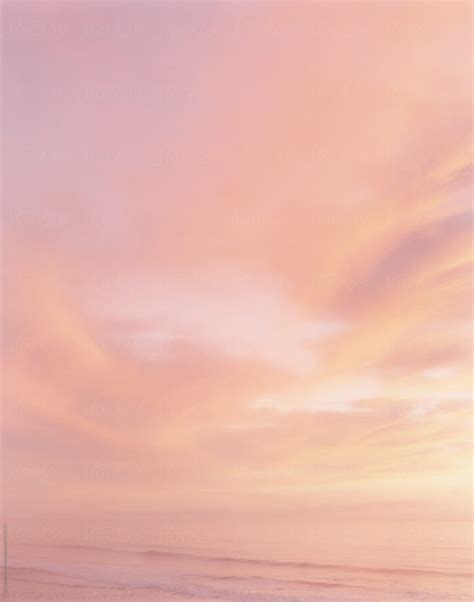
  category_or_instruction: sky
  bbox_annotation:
[2,2,472,532]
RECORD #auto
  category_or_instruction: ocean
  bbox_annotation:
[4,519,472,601]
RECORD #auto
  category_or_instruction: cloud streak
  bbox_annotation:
[2,1,472,524]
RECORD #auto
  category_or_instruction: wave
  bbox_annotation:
[209,574,350,589]
[8,567,128,591]
[48,544,473,579]
[8,566,332,602]
[141,550,472,578]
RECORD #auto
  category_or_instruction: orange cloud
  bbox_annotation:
[2,0,472,527]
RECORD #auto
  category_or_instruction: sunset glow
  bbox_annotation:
[2,2,473,601]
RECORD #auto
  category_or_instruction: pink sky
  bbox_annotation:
[2,2,472,529]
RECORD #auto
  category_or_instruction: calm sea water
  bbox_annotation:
[7,519,473,601]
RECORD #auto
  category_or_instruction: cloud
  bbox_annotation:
[337,210,472,316]
[2,1,472,522]
[252,377,379,414]
[93,269,347,375]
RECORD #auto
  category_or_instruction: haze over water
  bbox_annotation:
[2,1,472,601]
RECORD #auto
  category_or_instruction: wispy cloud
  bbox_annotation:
[2,0,472,521]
